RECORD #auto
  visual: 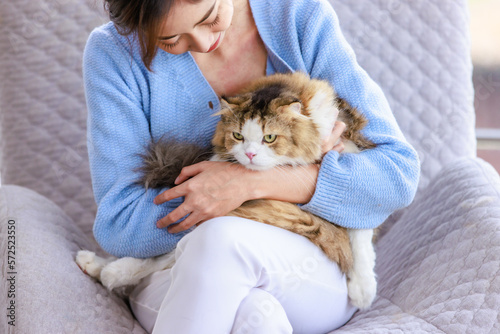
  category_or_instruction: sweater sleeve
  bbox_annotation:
[83,27,189,258]
[298,1,420,229]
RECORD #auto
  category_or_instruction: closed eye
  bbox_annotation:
[158,16,219,50]
[207,13,220,28]
[159,39,180,50]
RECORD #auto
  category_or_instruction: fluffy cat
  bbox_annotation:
[76,72,378,309]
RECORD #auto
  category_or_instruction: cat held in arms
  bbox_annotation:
[76,72,379,309]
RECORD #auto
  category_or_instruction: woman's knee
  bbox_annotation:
[179,217,254,252]
[175,216,259,265]
[231,288,292,334]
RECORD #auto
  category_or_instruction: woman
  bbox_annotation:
[83,0,420,332]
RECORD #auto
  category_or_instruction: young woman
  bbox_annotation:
[83,0,420,332]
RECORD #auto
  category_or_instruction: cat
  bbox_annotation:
[76,72,378,309]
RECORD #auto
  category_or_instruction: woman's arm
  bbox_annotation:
[295,0,420,229]
[155,161,319,233]
[84,25,188,258]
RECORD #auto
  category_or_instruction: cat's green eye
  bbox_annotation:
[263,134,277,143]
[233,132,244,141]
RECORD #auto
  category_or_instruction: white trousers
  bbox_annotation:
[129,217,357,334]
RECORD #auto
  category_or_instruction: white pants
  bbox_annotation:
[129,217,357,333]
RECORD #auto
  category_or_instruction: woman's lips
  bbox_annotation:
[207,33,221,52]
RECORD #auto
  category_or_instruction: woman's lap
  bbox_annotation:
[129,216,356,333]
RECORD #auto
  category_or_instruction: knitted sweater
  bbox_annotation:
[83,0,420,258]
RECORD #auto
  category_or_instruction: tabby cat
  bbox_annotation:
[76,72,378,309]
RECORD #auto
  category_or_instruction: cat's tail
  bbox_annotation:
[134,138,212,189]
[229,200,353,273]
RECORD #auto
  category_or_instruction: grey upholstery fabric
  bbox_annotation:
[0,0,106,239]
[1,0,499,333]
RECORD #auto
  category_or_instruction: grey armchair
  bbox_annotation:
[1,0,499,333]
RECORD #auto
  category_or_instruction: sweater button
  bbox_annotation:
[208,101,214,109]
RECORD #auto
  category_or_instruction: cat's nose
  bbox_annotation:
[246,152,256,161]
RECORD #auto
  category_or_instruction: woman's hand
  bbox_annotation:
[322,121,346,155]
[154,161,251,233]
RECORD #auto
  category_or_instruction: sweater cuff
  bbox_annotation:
[300,150,351,223]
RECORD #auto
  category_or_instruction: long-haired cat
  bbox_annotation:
[76,72,378,309]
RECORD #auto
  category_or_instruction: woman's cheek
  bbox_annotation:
[218,1,234,30]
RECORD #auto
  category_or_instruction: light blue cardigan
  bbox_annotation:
[83,0,420,258]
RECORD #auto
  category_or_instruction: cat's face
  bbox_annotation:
[212,92,322,170]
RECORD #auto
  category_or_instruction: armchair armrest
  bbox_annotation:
[0,185,146,334]
[337,157,500,332]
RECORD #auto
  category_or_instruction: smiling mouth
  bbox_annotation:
[207,33,221,52]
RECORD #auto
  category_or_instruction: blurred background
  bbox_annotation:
[470,0,500,172]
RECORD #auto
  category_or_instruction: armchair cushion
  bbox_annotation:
[0,185,146,333]
[336,157,500,333]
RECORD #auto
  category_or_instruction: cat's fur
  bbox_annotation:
[76,72,378,309]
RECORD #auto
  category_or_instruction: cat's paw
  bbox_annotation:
[347,271,377,310]
[100,257,146,290]
[75,250,106,279]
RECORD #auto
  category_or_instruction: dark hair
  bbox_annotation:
[103,0,199,71]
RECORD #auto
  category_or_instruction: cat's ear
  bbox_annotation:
[277,102,302,115]
[219,97,232,109]
[214,98,236,117]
